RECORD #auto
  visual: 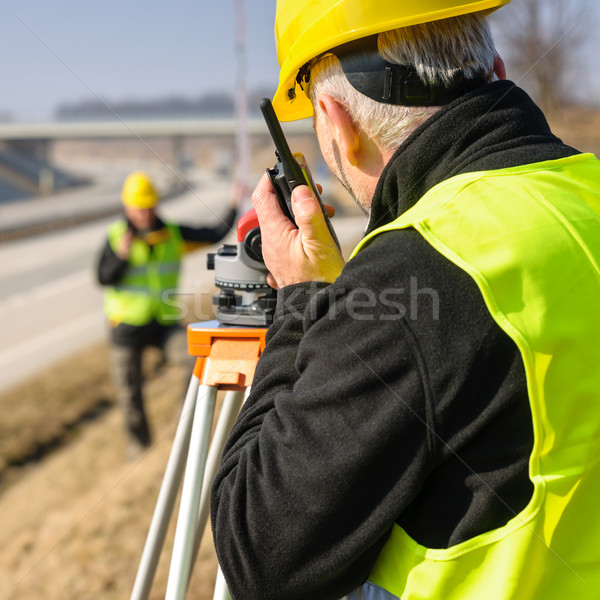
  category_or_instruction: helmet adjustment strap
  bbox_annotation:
[297,35,487,107]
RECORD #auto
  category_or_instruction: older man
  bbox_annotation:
[211,2,600,598]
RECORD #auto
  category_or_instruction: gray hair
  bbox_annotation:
[309,12,497,150]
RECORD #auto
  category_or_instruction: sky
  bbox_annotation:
[0,0,280,122]
[0,0,598,123]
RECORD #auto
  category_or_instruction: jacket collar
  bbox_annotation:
[366,80,577,236]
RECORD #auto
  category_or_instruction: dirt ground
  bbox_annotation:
[0,338,222,600]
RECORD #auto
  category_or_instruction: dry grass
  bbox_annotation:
[0,345,114,477]
[0,341,220,600]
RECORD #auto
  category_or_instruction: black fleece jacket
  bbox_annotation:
[210,81,580,600]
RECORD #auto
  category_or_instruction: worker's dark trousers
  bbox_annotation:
[110,326,194,453]
[111,344,149,448]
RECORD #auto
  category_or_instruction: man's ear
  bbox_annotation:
[493,53,507,80]
[317,94,360,166]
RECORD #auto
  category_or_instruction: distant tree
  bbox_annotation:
[489,0,593,115]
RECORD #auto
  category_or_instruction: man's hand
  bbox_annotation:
[117,228,134,260]
[252,173,346,289]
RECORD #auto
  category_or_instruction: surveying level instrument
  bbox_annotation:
[207,209,276,327]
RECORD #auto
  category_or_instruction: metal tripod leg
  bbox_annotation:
[130,378,245,600]
[130,321,268,600]
[213,566,232,600]
[130,375,200,600]
[165,383,219,599]
[165,385,246,600]
[191,388,249,570]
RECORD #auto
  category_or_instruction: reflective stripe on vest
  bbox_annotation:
[104,221,185,326]
[348,153,600,600]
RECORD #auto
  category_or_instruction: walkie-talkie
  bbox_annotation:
[259,97,340,250]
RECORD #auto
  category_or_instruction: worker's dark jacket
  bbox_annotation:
[210,81,580,600]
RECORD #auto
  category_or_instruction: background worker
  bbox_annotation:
[97,171,235,455]
[210,1,600,599]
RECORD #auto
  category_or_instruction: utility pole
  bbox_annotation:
[234,0,251,213]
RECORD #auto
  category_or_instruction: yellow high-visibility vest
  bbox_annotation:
[104,220,185,326]
[349,153,600,599]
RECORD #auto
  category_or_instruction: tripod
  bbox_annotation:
[130,319,267,600]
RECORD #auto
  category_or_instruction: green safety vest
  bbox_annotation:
[103,220,186,326]
[348,153,600,599]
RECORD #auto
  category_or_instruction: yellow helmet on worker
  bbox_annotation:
[272,0,511,122]
[121,172,159,209]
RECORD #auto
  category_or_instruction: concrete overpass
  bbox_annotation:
[0,117,311,141]
[0,118,312,199]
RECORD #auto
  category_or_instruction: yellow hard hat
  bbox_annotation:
[273,0,511,122]
[121,172,159,209]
